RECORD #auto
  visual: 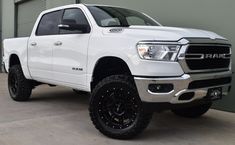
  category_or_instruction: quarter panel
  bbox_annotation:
[3,38,31,79]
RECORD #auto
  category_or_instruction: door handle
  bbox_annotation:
[54,41,62,46]
[31,42,37,46]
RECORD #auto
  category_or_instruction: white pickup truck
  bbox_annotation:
[2,4,232,139]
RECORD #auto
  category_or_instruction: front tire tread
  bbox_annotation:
[89,75,153,139]
[8,65,32,101]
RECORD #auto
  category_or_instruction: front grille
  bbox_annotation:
[188,77,232,89]
[185,45,231,70]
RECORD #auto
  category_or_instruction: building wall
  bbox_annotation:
[81,0,235,112]
[0,0,2,72]
[1,0,15,40]
[46,0,77,9]
[0,1,1,37]
[0,0,2,41]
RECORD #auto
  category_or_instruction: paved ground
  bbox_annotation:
[0,73,235,145]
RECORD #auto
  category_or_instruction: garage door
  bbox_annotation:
[17,0,46,37]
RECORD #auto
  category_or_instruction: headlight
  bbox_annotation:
[137,43,181,61]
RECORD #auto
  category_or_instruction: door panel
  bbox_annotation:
[52,8,91,86]
[28,36,57,80]
[53,34,90,85]
[28,10,63,81]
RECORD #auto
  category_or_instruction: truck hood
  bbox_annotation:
[106,26,226,41]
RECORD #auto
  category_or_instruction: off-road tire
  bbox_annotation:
[89,75,153,139]
[8,65,33,101]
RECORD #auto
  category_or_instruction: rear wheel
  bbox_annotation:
[8,65,33,101]
[172,102,212,118]
[89,75,153,139]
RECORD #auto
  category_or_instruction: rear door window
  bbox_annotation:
[36,10,63,36]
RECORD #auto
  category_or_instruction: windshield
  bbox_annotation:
[87,6,160,27]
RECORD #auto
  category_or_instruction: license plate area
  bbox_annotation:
[206,87,222,100]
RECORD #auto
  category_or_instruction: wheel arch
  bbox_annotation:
[8,53,31,79]
[9,54,22,69]
[90,56,132,91]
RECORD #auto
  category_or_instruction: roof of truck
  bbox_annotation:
[41,3,132,14]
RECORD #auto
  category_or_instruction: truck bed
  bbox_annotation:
[3,37,29,73]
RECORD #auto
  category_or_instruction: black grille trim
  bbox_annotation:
[186,45,231,70]
[188,77,232,89]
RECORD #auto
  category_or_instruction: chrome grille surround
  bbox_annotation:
[177,38,232,73]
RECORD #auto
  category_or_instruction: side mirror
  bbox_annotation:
[58,19,90,33]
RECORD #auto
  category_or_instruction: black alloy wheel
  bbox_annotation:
[89,75,153,139]
[8,65,32,101]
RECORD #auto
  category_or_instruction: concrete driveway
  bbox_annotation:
[0,73,235,145]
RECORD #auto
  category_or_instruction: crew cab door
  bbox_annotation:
[28,10,63,81]
[52,8,91,87]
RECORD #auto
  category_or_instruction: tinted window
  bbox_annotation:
[87,6,159,27]
[60,8,90,34]
[36,10,63,36]
[127,16,146,25]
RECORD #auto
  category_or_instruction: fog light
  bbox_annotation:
[148,84,173,93]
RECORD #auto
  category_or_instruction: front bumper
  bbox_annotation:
[135,71,232,104]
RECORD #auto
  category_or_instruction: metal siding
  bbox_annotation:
[17,0,46,37]
[46,0,76,9]
[0,0,2,72]
[82,0,235,112]
[1,0,15,39]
